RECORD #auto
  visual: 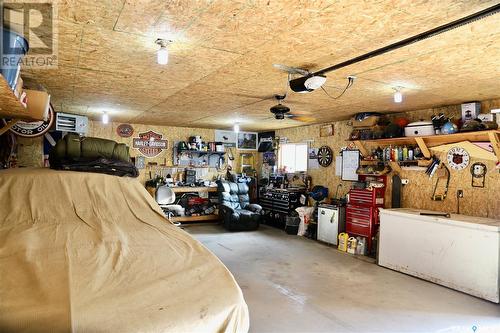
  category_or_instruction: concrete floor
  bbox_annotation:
[185,224,500,333]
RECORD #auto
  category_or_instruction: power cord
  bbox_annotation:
[321,76,355,99]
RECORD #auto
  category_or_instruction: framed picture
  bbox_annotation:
[320,124,334,137]
[215,130,237,147]
[237,132,258,150]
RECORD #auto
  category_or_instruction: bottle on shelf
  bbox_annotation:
[408,146,414,160]
[402,145,408,161]
[414,146,422,159]
[376,146,383,161]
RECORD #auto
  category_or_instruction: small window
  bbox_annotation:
[278,143,308,173]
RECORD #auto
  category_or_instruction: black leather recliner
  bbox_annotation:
[217,180,262,231]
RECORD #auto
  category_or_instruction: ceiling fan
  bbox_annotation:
[269,94,315,123]
[273,63,327,93]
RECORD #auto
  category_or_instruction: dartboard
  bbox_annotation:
[317,145,333,167]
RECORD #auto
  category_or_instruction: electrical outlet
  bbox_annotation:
[457,189,464,198]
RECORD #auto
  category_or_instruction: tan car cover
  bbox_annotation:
[0,168,249,333]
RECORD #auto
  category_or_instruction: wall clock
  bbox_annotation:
[447,147,470,171]
[470,162,487,188]
[317,145,333,167]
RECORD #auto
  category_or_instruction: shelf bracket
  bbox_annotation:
[353,140,369,157]
[0,119,19,136]
[388,160,402,174]
[488,131,500,162]
[415,137,431,159]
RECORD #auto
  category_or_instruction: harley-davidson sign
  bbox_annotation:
[132,130,168,158]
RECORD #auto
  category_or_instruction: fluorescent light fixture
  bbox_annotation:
[233,123,240,133]
[394,90,403,103]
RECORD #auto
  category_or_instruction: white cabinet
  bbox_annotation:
[379,208,500,303]
[317,205,345,246]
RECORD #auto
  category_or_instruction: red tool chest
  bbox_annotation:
[349,188,385,206]
[346,176,386,253]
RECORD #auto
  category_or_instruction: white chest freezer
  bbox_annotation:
[317,204,345,246]
[379,208,500,303]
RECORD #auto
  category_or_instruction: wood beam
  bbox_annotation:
[415,137,431,159]
[488,131,500,162]
[0,119,19,136]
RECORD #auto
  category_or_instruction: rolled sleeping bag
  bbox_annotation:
[49,133,131,166]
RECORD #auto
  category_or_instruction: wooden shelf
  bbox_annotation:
[0,75,40,122]
[360,159,431,174]
[171,186,217,193]
[170,214,219,223]
[0,119,20,136]
[177,149,225,155]
[359,160,380,166]
[351,130,500,161]
[351,131,497,146]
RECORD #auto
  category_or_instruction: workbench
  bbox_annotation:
[169,186,220,223]
[171,186,217,193]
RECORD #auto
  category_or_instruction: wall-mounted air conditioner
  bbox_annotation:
[56,112,88,134]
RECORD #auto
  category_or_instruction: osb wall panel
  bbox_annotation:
[88,121,255,184]
[275,121,354,200]
[277,98,500,219]
[16,137,44,168]
[12,121,256,185]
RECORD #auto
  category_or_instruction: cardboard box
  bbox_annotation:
[24,89,50,120]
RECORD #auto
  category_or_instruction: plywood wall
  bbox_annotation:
[276,99,500,219]
[14,121,256,184]
[11,99,500,219]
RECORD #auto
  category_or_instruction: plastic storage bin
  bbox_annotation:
[285,215,300,235]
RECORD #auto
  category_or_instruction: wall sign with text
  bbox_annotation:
[132,130,168,158]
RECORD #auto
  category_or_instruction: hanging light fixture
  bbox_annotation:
[393,88,403,103]
[233,123,240,133]
[102,112,109,124]
[156,38,172,65]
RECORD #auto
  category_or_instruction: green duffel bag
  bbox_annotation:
[50,133,131,164]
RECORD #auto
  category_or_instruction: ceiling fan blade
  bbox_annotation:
[232,93,275,99]
[287,109,312,115]
[287,114,316,123]
[273,63,309,76]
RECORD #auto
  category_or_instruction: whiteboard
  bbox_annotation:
[341,150,360,181]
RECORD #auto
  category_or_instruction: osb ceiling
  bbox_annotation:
[20,0,500,131]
